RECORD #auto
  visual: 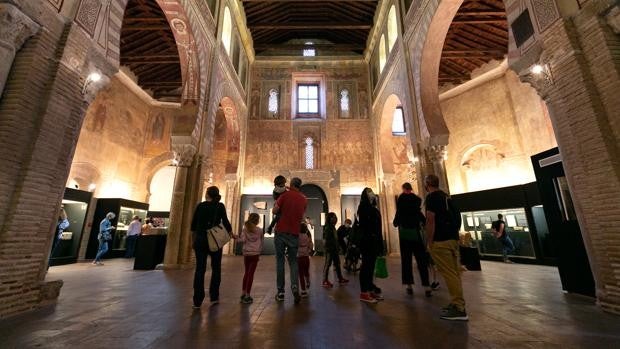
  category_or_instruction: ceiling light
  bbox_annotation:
[88,183,96,191]
[530,64,544,75]
[88,72,102,82]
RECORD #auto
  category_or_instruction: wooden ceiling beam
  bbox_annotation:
[443,49,505,54]
[451,19,506,24]
[441,54,504,59]
[122,25,170,31]
[254,43,365,50]
[241,0,377,2]
[251,23,372,30]
[455,11,505,16]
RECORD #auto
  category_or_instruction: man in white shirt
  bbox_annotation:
[124,216,141,258]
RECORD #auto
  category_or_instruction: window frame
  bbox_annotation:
[296,83,321,118]
[392,106,406,136]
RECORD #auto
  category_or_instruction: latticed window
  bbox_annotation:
[340,89,349,112]
[304,137,314,169]
[268,89,278,113]
[303,42,315,56]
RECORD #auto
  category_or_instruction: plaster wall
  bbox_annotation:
[441,69,556,194]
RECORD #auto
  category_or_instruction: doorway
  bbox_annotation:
[300,184,329,253]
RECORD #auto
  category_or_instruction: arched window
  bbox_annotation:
[304,137,314,169]
[222,7,233,55]
[268,89,278,114]
[387,6,398,51]
[379,34,386,73]
[392,106,406,135]
[340,89,349,112]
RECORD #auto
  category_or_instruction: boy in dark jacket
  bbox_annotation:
[267,175,287,234]
[322,212,349,288]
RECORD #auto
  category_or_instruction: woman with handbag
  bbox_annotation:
[93,212,116,266]
[190,186,232,309]
[357,187,384,304]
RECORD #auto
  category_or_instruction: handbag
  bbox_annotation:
[374,256,389,279]
[206,205,230,252]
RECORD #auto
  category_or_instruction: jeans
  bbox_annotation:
[242,255,260,294]
[274,232,299,293]
[399,238,430,286]
[193,234,223,305]
[359,250,377,293]
[94,239,108,262]
[124,235,138,258]
[499,235,515,260]
[323,250,343,281]
[430,240,465,311]
[298,256,310,291]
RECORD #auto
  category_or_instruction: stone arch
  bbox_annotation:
[378,94,409,176]
[67,162,102,191]
[417,0,463,144]
[142,151,176,202]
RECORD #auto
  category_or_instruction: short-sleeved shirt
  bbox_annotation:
[425,190,457,242]
[274,190,307,235]
[492,219,506,238]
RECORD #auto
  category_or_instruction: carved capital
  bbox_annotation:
[517,64,554,100]
[0,3,39,50]
[172,144,196,167]
[425,145,447,164]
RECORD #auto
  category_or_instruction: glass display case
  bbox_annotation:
[147,211,170,235]
[85,198,149,259]
[461,208,536,259]
[112,206,148,251]
[49,188,93,266]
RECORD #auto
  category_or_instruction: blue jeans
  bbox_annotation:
[500,235,515,260]
[274,233,299,293]
[94,239,108,262]
[124,235,138,258]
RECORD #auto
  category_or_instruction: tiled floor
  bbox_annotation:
[1,257,619,348]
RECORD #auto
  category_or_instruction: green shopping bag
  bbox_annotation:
[374,256,388,279]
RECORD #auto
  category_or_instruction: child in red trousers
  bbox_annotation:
[236,213,263,304]
[298,223,314,298]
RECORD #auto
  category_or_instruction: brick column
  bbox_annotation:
[514,0,620,314]
[163,143,197,268]
[0,2,39,96]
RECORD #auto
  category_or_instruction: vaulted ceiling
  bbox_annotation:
[439,0,508,86]
[120,0,182,101]
[242,0,379,55]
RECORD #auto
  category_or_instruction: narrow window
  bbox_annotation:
[297,84,319,116]
[303,41,316,56]
[305,137,314,169]
[379,34,387,73]
[222,7,233,55]
[268,88,278,114]
[387,6,398,51]
[392,106,406,135]
[340,89,349,112]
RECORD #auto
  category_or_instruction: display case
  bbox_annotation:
[85,198,149,259]
[49,188,93,266]
[461,208,536,259]
[146,211,170,235]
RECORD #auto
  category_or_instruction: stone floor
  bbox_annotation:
[1,257,619,349]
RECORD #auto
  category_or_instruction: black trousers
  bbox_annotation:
[400,238,430,286]
[359,250,378,293]
[193,234,223,306]
[323,250,343,281]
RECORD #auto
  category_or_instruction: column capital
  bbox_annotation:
[172,143,196,167]
[0,3,39,50]
[425,144,447,163]
[517,64,555,100]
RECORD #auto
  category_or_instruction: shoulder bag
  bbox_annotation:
[207,204,231,252]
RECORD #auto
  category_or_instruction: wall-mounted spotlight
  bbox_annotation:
[530,64,545,75]
[82,72,103,94]
[88,183,96,192]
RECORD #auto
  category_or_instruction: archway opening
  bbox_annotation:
[300,184,329,252]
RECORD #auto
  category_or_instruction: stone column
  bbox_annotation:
[163,143,196,269]
[0,2,39,96]
[381,173,399,256]
[223,173,238,255]
[424,144,450,193]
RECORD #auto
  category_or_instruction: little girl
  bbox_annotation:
[298,223,314,298]
[237,213,263,304]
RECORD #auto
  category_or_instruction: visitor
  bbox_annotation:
[336,218,352,255]
[267,175,287,234]
[424,174,468,321]
[272,177,307,304]
[236,213,264,304]
[297,222,313,298]
[393,182,432,297]
[141,218,153,235]
[93,212,116,266]
[357,187,384,303]
[190,186,233,308]
[124,215,141,258]
[492,213,515,263]
[305,216,315,243]
[50,208,70,260]
[322,212,349,288]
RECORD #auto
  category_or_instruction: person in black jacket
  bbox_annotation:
[357,187,384,303]
[393,182,432,297]
[190,186,232,309]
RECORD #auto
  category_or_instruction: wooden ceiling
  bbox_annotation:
[439,0,508,86]
[242,0,379,55]
[120,0,181,101]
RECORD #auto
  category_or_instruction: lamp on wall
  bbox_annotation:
[82,72,102,94]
